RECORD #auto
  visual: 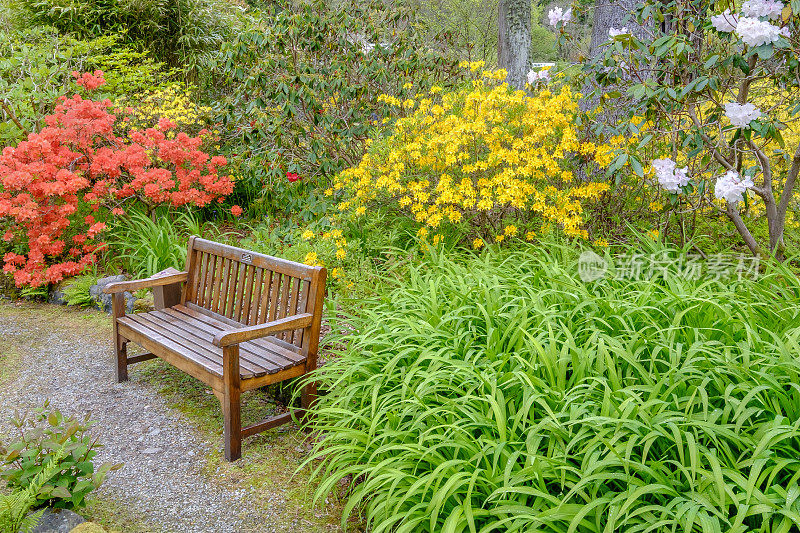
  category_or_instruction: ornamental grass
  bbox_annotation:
[305,242,800,532]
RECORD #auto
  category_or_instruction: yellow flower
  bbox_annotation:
[301,230,314,240]
[593,238,609,247]
[473,238,484,249]
[355,206,366,216]
[504,225,517,236]
[330,267,342,279]
[336,248,347,260]
[304,252,318,265]
[495,234,504,243]
[525,231,536,241]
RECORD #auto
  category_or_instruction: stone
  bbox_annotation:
[50,290,67,305]
[142,447,162,454]
[31,508,86,533]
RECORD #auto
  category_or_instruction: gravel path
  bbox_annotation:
[0,302,294,532]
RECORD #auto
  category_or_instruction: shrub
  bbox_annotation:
[6,0,241,75]
[0,447,66,533]
[0,71,233,287]
[0,27,170,144]
[322,66,614,258]
[210,0,463,209]
[305,243,800,532]
[0,403,119,510]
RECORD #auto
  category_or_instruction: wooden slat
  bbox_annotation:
[267,272,282,322]
[225,260,240,318]
[192,237,316,280]
[214,257,231,315]
[152,309,287,375]
[202,253,217,307]
[176,304,305,366]
[294,279,310,347]
[233,262,248,322]
[127,352,157,364]
[241,412,293,438]
[248,267,264,326]
[126,313,259,379]
[239,264,255,324]
[196,252,208,307]
[117,317,223,386]
[286,277,301,343]
[135,312,269,377]
[209,255,223,313]
[258,270,273,324]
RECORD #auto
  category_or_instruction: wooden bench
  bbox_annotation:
[104,237,326,461]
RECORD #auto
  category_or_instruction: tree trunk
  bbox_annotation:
[498,0,531,90]
[588,0,650,58]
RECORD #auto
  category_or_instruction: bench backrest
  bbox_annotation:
[181,237,326,354]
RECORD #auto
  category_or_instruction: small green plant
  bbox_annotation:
[0,447,66,533]
[62,275,98,308]
[112,210,201,278]
[0,402,120,510]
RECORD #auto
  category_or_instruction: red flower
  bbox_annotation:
[230,205,243,217]
[286,172,301,182]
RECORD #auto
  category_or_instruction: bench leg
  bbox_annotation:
[222,345,242,461]
[111,293,128,383]
[301,381,317,423]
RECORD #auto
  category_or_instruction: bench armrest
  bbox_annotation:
[213,313,314,347]
[103,268,188,294]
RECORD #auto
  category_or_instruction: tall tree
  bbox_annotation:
[498,0,531,89]
[587,0,649,58]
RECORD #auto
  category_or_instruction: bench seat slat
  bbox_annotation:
[153,308,295,373]
[175,304,306,366]
[130,312,263,378]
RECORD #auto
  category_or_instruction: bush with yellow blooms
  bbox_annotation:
[326,66,613,248]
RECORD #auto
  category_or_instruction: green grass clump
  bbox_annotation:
[306,242,800,532]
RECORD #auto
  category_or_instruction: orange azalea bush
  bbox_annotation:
[0,71,234,287]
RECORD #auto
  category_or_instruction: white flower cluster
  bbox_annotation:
[711,9,738,32]
[526,69,551,85]
[736,16,787,46]
[608,26,629,37]
[741,0,784,20]
[652,158,690,193]
[548,6,572,27]
[709,1,790,44]
[723,102,762,128]
[715,171,754,204]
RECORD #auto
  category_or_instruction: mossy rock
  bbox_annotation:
[70,523,110,533]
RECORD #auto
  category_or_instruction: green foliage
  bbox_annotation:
[0,26,169,143]
[305,242,800,532]
[5,0,241,75]
[62,274,98,308]
[0,403,119,510]
[210,0,463,212]
[111,210,200,277]
[0,447,66,533]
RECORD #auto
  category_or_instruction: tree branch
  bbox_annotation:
[1,99,27,136]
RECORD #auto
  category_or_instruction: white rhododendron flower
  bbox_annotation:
[723,102,762,128]
[548,6,572,27]
[527,69,551,85]
[608,26,629,37]
[741,0,784,20]
[735,16,784,46]
[711,9,738,32]
[652,158,690,193]
[715,171,754,204]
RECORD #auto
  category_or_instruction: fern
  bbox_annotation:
[0,447,65,533]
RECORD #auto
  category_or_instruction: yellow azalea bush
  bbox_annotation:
[116,84,212,133]
[324,68,613,249]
